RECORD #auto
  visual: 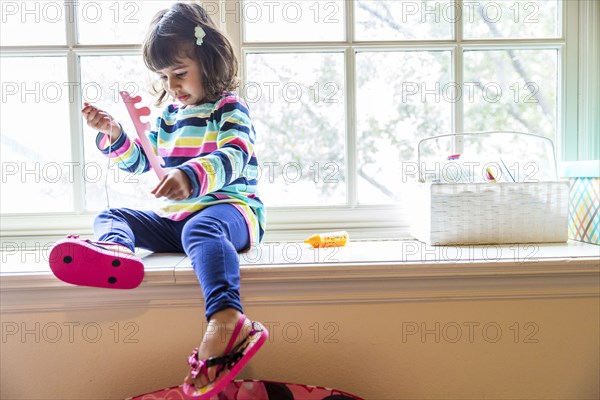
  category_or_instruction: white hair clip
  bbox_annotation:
[194,26,206,46]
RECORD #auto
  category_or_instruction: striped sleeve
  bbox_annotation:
[95,123,160,175]
[177,97,255,197]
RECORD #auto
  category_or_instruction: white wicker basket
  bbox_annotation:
[410,132,570,245]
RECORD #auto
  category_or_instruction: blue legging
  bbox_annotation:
[93,204,249,320]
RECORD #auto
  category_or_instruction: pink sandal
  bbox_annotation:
[49,235,144,289]
[183,315,269,398]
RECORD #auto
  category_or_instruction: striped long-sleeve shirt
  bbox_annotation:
[96,93,265,245]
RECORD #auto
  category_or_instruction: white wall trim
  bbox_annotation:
[2,256,598,314]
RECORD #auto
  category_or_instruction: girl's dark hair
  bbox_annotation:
[142,2,239,105]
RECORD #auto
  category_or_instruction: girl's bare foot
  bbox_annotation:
[183,308,252,388]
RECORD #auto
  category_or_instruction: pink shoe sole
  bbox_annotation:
[49,238,144,289]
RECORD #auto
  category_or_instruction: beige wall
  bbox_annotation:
[2,296,599,400]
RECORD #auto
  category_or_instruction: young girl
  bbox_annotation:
[49,2,267,397]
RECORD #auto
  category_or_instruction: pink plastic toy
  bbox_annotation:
[119,91,166,179]
[128,380,364,400]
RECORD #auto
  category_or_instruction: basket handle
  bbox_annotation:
[416,131,559,182]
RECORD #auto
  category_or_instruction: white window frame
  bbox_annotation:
[226,0,585,240]
[0,0,594,242]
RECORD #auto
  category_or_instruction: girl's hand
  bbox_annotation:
[151,169,193,201]
[81,103,121,142]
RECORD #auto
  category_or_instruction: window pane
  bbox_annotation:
[0,1,66,45]
[463,49,558,138]
[355,0,454,41]
[80,55,163,212]
[463,49,559,181]
[1,57,73,213]
[77,1,173,44]
[243,0,344,42]
[356,51,452,204]
[417,131,560,183]
[463,0,560,39]
[245,52,346,206]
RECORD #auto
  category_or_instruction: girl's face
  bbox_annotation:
[158,57,204,106]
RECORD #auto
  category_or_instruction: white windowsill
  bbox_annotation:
[1,240,599,314]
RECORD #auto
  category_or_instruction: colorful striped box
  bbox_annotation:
[560,161,600,245]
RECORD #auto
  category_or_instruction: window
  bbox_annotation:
[234,0,574,236]
[0,1,588,240]
[1,1,172,217]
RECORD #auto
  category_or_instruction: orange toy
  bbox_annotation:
[304,231,349,248]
